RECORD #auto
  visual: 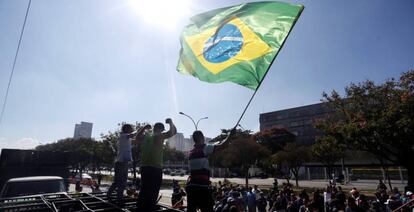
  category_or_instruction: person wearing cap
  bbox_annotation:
[402,191,413,203]
[186,129,235,212]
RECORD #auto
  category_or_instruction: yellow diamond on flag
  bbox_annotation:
[184,18,273,75]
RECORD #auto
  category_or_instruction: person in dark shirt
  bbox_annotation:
[345,197,365,212]
[256,192,267,212]
[377,179,387,192]
[171,187,186,209]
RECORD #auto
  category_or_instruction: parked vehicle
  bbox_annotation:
[68,173,96,186]
[0,149,70,191]
[0,176,66,198]
[163,168,171,175]
[176,169,186,176]
[334,174,345,184]
[255,172,269,179]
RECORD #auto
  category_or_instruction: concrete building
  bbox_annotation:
[259,102,332,145]
[166,133,212,152]
[73,122,93,140]
[166,133,193,152]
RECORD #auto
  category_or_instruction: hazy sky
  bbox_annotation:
[1,0,413,150]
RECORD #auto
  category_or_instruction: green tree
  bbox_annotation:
[316,70,414,189]
[211,129,270,187]
[254,127,295,154]
[253,127,296,176]
[164,145,186,163]
[36,138,95,178]
[272,143,311,187]
[311,136,346,180]
[91,140,114,173]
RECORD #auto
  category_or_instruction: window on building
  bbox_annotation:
[290,121,300,127]
[304,120,312,125]
[272,124,284,128]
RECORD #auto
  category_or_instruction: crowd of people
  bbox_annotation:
[180,179,413,212]
[105,121,413,212]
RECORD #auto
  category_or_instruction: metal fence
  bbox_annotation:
[0,192,182,212]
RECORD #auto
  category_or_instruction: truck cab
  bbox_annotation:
[0,149,70,195]
[0,176,66,198]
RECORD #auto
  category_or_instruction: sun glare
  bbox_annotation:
[128,0,192,29]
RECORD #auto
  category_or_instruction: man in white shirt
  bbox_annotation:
[107,123,150,202]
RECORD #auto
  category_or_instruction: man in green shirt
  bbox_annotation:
[136,118,176,211]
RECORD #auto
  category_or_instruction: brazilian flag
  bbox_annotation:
[177,1,304,90]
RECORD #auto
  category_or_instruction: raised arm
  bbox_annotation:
[161,118,177,140]
[133,124,151,144]
[126,131,137,139]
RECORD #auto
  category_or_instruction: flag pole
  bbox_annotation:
[222,74,266,143]
[233,73,265,130]
[233,85,260,129]
[233,7,304,130]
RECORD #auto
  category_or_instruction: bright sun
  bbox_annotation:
[128,0,192,29]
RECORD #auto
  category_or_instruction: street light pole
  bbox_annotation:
[179,112,196,129]
[196,117,208,130]
[179,112,208,130]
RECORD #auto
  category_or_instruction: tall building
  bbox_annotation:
[166,133,193,152]
[73,122,93,140]
[259,102,332,145]
[166,133,212,152]
[260,102,394,172]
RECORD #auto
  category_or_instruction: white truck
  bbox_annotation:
[0,176,66,198]
[0,149,70,198]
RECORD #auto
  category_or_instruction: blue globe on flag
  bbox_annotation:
[203,24,244,63]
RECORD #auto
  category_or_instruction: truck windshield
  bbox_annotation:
[2,180,66,198]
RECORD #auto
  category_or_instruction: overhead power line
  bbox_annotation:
[0,0,32,128]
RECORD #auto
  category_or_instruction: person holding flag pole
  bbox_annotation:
[186,129,235,212]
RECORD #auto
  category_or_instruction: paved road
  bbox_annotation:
[163,175,407,191]
[72,173,407,207]
[88,171,408,191]
[70,176,408,208]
